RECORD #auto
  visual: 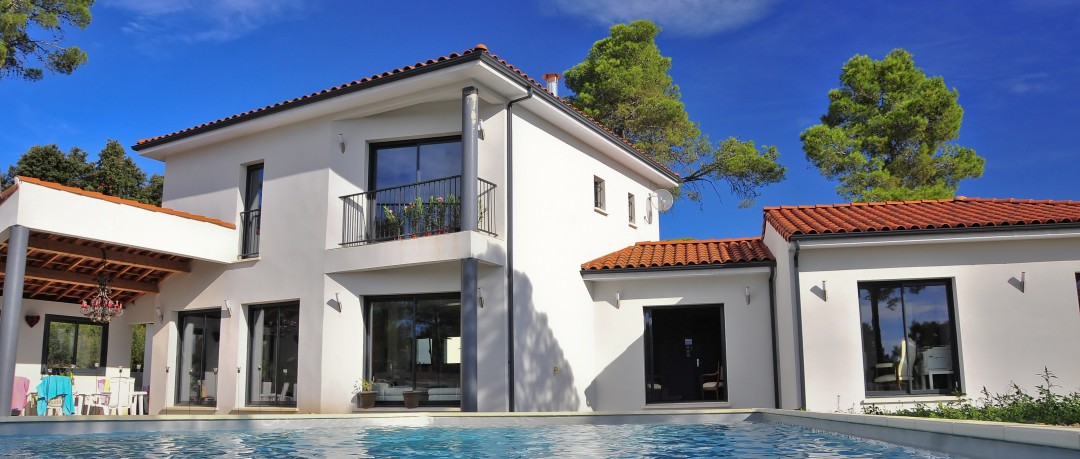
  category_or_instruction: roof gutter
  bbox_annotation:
[580,261,775,280]
[768,265,781,409]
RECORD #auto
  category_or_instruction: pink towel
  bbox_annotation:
[11,376,29,414]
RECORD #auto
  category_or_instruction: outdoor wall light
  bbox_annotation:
[1020,272,1026,293]
[334,292,342,311]
[338,134,346,154]
[821,280,828,302]
[223,299,232,313]
[745,286,751,305]
[154,306,163,324]
[477,287,485,308]
[615,291,622,309]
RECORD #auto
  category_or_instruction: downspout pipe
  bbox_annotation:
[792,239,807,409]
[505,87,533,412]
[768,265,781,408]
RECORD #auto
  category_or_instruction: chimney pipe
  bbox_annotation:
[542,73,560,97]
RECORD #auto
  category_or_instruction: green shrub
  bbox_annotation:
[867,368,1080,426]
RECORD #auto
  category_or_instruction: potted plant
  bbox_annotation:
[381,206,403,239]
[403,197,424,236]
[401,389,422,409]
[352,378,376,409]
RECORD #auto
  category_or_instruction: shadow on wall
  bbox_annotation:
[584,335,645,411]
[511,270,582,412]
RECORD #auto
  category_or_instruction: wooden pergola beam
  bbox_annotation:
[27,237,190,273]
[24,266,159,294]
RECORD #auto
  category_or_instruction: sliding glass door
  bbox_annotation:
[368,295,461,406]
[248,302,299,406]
[176,310,221,406]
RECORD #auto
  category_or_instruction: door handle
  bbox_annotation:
[696,358,700,368]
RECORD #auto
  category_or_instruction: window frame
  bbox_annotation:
[368,136,462,192]
[628,193,636,225]
[593,176,606,211]
[40,314,109,376]
[858,279,961,397]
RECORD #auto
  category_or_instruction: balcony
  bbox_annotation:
[341,175,497,246]
[240,209,261,258]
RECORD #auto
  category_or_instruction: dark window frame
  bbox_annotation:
[40,314,109,376]
[364,292,462,408]
[859,279,962,397]
[628,193,636,224]
[240,163,264,259]
[175,309,223,407]
[368,136,462,192]
[246,301,300,407]
[594,176,606,210]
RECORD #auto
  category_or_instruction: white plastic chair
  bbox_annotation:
[89,377,134,415]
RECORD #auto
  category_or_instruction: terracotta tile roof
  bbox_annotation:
[13,176,236,229]
[764,197,1080,241]
[582,238,774,271]
[131,44,677,178]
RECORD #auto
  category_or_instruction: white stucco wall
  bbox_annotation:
[794,232,1080,413]
[763,225,802,409]
[585,269,775,410]
[508,105,669,411]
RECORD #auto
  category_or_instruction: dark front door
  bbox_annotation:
[176,310,221,406]
[644,305,726,403]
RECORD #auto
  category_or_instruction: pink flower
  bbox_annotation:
[437,196,444,203]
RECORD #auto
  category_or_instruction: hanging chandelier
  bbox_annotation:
[81,251,124,323]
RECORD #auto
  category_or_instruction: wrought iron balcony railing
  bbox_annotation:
[341,175,497,246]
[240,208,261,258]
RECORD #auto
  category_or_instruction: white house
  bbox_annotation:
[1,45,1078,416]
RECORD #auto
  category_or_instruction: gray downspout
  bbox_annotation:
[460,86,480,412]
[504,87,533,412]
[792,239,807,409]
[0,225,29,416]
[768,265,781,408]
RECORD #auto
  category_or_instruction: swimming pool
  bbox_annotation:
[0,421,954,458]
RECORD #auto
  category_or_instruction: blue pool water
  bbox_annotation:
[0,421,957,458]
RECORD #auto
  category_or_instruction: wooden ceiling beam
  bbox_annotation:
[27,237,190,273]
[24,266,159,294]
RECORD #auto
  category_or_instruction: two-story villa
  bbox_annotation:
[1,45,1078,417]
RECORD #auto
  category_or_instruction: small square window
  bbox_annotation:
[628,193,636,224]
[593,177,605,210]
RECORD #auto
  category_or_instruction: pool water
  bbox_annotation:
[0,421,958,458]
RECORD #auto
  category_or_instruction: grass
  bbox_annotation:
[863,368,1080,427]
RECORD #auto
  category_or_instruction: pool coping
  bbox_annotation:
[2,409,1078,458]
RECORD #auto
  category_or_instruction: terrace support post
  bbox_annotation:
[461,257,479,412]
[461,86,479,232]
[0,225,29,417]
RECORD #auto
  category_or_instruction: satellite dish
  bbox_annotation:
[649,189,674,212]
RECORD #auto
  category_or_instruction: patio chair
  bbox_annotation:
[700,362,724,400]
[45,395,66,416]
[873,339,915,390]
[89,377,134,415]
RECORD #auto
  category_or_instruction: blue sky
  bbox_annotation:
[2,0,1078,239]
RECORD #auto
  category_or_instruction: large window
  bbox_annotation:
[177,310,221,406]
[247,302,299,406]
[859,280,960,396]
[42,315,108,375]
[367,294,461,407]
[370,137,461,191]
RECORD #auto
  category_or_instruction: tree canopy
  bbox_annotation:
[4,140,164,206]
[0,0,94,81]
[564,20,785,207]
[800,49,985,202]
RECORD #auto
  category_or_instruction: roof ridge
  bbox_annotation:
[15,176,236,229]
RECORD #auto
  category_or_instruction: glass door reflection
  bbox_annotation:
[176,311,221,406]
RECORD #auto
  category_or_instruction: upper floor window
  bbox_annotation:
[240,163,263,258]
[628,193,636,224]
[859,280,960,396]
[371,137,461,190]
[1075,273,1079,313]
[593,177,605,210]
[42,315,108,375]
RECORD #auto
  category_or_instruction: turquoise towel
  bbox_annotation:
[36,375,75,415]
